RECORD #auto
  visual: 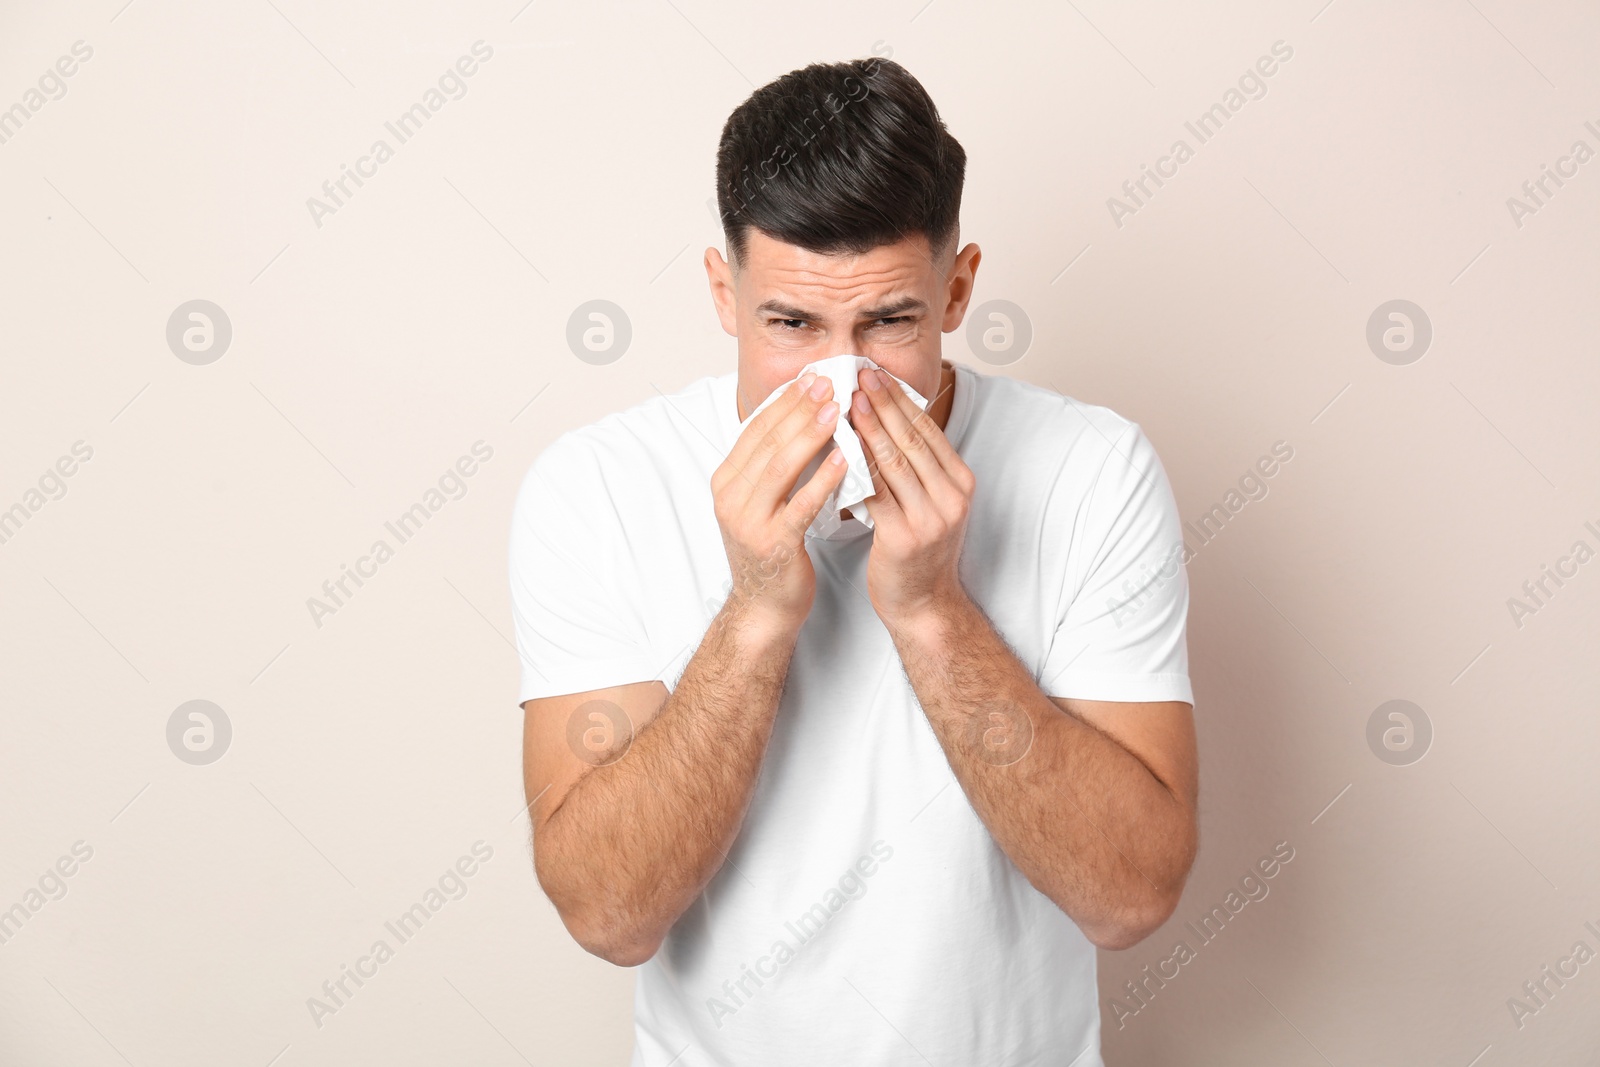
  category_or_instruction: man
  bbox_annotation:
[510,57,1198,1066]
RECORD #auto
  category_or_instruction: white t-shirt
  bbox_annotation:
[509,359,1193,1067]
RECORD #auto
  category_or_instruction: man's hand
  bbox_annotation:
[525,372,848,968]
[850,365,1198,950]
[712,369,849,638]
[848,365,977,628]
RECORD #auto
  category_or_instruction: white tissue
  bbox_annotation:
[738,354,931,540]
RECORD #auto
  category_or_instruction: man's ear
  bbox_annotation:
[704,247,739,337]
[940,242,982,333]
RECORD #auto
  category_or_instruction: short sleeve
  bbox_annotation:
[508,443,660,704]
[1038,423,1194,705]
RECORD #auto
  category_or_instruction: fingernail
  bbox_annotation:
[808,377,831,400]
[865,369,883,390]
[853,391,870,413]
[817,401,838,423]
[797,371,817,391]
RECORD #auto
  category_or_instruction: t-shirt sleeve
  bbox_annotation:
[507,440,661,704]
[1037,422,1194,705]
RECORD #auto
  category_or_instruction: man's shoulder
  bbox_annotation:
[963,366,1146,468]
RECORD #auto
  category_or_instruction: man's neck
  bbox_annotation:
[925,360,956,432]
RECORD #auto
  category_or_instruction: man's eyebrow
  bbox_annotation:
[860,297,928,319]
[754,300,814,320]
[753,297,929,320]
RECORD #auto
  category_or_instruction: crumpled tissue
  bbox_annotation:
[738,354,931,540]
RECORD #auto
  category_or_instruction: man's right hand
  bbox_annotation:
[711,369,847,637]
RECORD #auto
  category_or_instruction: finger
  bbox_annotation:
[780,441,850,538]
[718,371,816,494]
[854,414,907,533]
[856,368,962,512]
[722,373,833,514]
[850,385,934,519]
[872,367,966,478]
[746,377,842,517]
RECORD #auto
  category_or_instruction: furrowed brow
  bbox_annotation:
[859,298,928,319]
[753,297,929,321]
[754,300,814,320]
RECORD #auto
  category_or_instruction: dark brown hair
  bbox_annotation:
[714,57,966,265]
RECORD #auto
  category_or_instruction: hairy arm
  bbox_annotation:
[524,608,796,966]
[888,593,1198,950]
[523,374,851,966]
[845,363,1198,950]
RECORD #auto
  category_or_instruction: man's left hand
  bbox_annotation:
[848,366,977,629]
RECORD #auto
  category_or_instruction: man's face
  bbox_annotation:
[705,229,981,421]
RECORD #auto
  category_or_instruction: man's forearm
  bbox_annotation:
[887,593,1196,950]
[537,608,796,965]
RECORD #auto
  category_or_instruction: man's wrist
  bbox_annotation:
[717,601,801,660]
[882,586,979,651]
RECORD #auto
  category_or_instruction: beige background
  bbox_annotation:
[1,0,1597,1063]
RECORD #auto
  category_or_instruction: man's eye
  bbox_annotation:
[771,319,807,330]
[872,317,912,327]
